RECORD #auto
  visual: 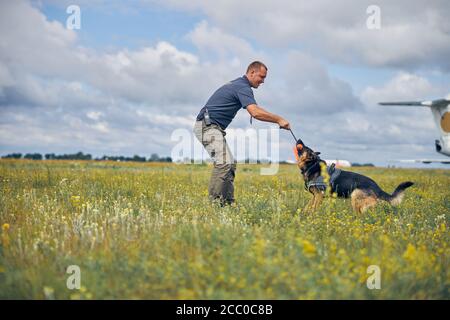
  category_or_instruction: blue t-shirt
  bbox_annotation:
[196,75,257,129]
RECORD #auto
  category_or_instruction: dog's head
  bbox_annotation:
[294,139,321,170]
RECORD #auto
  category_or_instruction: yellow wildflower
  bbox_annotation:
[301,239,317,257]
[403,244,416,261]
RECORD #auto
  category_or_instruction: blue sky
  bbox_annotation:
[39,1,202,52]
[1,0,449,167]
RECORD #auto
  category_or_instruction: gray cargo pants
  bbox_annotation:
[194,120,236,205]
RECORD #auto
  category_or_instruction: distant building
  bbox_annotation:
[324,159,352,168]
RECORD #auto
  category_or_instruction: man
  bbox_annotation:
[194,61,290,205]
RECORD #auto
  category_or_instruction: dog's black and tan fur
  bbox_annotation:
[295,140,414,213]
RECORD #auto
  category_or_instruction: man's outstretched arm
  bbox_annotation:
[246,104,291,129]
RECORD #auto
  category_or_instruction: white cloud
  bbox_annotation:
[0,2,241,110]
[186,21,266,64]
[361,72,439,105]
[153,0,450,71]
[0,1,78,78]
[91,121,110,133]
[352,72,445,157]
[86,111,103,121]
[256,51,361,116]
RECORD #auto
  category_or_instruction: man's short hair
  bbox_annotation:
[246,61,268,73]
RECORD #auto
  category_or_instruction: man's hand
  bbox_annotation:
[278,118,290,130]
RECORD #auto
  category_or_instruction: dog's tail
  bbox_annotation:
[377,181,414,205]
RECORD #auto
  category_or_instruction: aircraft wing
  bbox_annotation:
[398,159,450,164]
[379,99,449,108]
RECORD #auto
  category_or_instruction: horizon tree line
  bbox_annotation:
[1,152,172,162]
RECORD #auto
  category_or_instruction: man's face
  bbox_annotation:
[247,67,267,88]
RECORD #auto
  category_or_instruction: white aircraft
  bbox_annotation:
[379,96,450,164]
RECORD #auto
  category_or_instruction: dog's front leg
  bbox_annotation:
[311,190,324,211]
[305,196,315,213]
[304,189,323,213]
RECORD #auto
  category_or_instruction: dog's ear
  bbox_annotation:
[314,152,321,156]
[296,139,305,153]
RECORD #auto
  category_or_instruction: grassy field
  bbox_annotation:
[0,159,449,299]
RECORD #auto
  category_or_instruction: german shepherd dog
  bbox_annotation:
[294,139,414,213]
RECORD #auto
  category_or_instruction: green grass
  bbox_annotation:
[0,159,449,299]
